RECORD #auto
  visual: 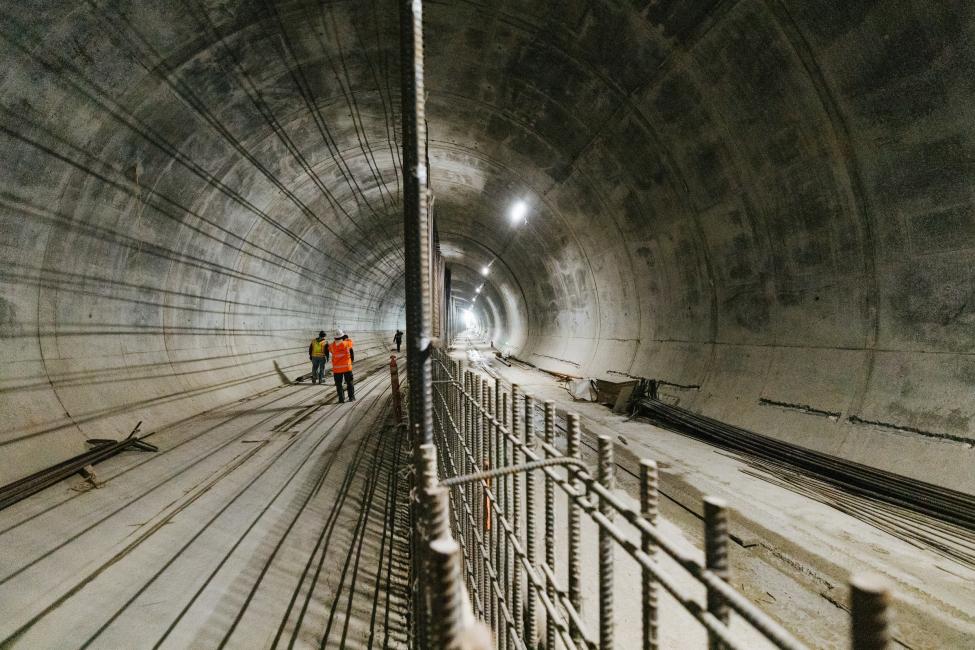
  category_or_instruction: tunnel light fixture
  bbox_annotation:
[475,285,482,294]
[481,265,490,277]
[509,200,528,225]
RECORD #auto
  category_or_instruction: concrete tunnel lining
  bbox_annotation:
[1,0,975,493]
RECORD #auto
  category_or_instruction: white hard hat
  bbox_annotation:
[334,329,345,339]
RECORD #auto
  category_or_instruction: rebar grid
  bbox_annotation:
[416,350,895,650]
[428,354,786,649]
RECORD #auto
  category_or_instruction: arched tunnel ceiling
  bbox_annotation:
[1,0,974,490]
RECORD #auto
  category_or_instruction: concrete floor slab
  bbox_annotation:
[0,356,410,649]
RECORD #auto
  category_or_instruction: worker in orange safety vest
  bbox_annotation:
[328,329,355,402]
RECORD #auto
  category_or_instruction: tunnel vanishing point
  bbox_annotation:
[1,1,974,649]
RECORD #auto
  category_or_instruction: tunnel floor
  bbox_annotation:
[0,355,410,649]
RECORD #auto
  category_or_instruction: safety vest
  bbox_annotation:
[329,339,353,373]
[311,338,327,358]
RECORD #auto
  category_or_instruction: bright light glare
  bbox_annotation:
[509,200,528,225]
[462,308,477,330]
[475,285,482,294]
[481,266,490,276]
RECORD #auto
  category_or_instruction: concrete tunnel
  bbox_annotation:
[1,0,974,648]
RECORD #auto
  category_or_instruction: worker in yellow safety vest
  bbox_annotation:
[328,329,355,402]
[308,331,328,384]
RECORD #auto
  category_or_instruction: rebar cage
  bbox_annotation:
[404,349,894,649]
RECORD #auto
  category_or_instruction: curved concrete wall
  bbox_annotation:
[2,1,974,490]
[428,0,975,491]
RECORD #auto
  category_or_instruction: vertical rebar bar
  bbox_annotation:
[478,377,488,618]
[464,370,473,600]
[640,459,660,650]
[704,497,729,650]
[523,393,537,649]
[429,486,451,540]
[399,0,431,445]
[486,383,496,638]
[500,390,510,650]
[510,384,522,642]
[567,413,583,645]
[455,361,461,475]
[597,435,615,650]
[850,574,892,650]
[543,400,557,650]
[419,444,439,650]
[400,0,433,641]
[429,537,464,650]
[468,371,478,614]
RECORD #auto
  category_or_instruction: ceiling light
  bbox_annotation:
[475,285,482,294]
[481,265,490,276]
[509,200,528,225]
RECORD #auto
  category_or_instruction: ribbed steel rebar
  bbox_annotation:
[851,574,892,650]
[486,384,496,640]
[597,435,615,650]
[705,497,730,650]
[428,537,464,650]
[523,393,538,649]
[479,378,488,618]
[543,400,557,650]
[641,459,660,650]
[636,397,975,531]
[500,389,510,650]
[510,384,523,641]
[430,355,827,650]
[567,413,583,645]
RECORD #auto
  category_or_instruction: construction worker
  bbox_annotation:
[308,331,328,384]
[329,329,355,402]
[393,329,403,352]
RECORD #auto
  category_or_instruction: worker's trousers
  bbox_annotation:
[334,370,354,402]
[311,357,326,383]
